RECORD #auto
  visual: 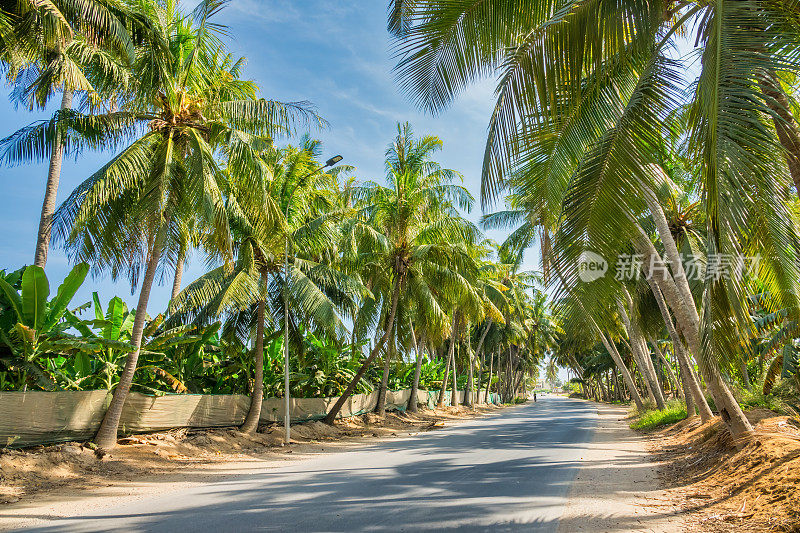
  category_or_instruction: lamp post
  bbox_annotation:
[284,154,343,445]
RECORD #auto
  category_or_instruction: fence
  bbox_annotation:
[0,389,502,447]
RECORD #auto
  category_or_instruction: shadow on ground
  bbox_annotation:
[9,398,681,532]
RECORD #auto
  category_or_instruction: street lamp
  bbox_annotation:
[283,155,343,445]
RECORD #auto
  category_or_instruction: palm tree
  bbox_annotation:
[324,122,478,423]
[452,240,505,407]
[45,0,322,450]
[171,141,361,433]
[0,0,135,267]
[389,1,800,437]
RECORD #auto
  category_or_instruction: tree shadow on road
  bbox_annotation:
[12,398,681,532]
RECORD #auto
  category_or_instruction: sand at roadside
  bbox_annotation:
[557,402,686,532]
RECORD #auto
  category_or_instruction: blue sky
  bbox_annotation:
[0,1,539,314]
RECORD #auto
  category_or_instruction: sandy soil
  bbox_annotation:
[557,402,685,532]
[648,410,800,533]
[0,405,501,531]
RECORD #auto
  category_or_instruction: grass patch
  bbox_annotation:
[503,398,529,406]
[739,388,782,412]
[630,400,687,431]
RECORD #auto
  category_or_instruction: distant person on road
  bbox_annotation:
[534,392,537,402]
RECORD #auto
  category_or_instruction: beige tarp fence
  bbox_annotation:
[0,390,111,447]
[119,393,251,434]
[1,387,501,447]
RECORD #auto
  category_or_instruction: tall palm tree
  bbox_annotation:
[171,141,361,433]
[389,3,800,436]
[46,0,322,450]
[324,122,478,423]
[0,0,135,267]
[447,239,507,407]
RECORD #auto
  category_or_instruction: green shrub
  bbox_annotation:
[630,400,687,431]
[738,386,784,413]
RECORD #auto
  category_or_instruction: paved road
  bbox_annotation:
[18,396,599,532]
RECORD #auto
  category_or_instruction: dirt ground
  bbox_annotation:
[645,409,800,532]
[0,404,501,513]
[558,403,685,532]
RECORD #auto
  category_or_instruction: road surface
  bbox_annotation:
[11,396,659,532]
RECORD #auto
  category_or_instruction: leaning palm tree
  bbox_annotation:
[47,0,322,450]
[323,122,478,423]
[389,2,800,436]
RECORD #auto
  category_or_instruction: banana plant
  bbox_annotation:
[147,322,223,394]
[0,264,92,389]
[65,295,202,392]
[65,293,136,389]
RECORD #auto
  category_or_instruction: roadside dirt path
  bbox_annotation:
[558,402,686,532]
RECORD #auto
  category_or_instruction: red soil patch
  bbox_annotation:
[649,411,800,532]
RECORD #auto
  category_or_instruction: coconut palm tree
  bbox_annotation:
[323,122,478,423]
[389,0,800,437]
[44,0,322,450]
[0,0,135,267]
[170,141,362,433]
[449,239,507,407]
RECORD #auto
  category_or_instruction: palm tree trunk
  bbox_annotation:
[643,187,748,418]
[645,272,712,421]
[639,238,749,432]
[513,369,524,399]
[638,335,665,407]
[618,301,666,409]
[407,349,423,412]
[94,224,165,450]
[476,353,483,405]
[472,320,491,405]
[375,354,391,416]
[170,248,185,302]
[407,321,423,413]
[676,345,697,420]
[375,328,393,416]
[450,342,459,407]
[437,345,453,407]
[465,341,475,408]
[594,323,645,411]
[649,336,681,399]
[486,351,494,403]
[635,201,752,435]
[240,296,266,433]
[33,89,73,268]
[504,348,513,402]
[324,275,402,424]
[636,360,658,404]
[437,314,457,407]
[562,278,646,409]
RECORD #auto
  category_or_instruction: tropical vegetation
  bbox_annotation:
[0,0,549,452]
[389,0,800,438]
[3,0,799,460]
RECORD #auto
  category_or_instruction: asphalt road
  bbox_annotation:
[18,396,599,532]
